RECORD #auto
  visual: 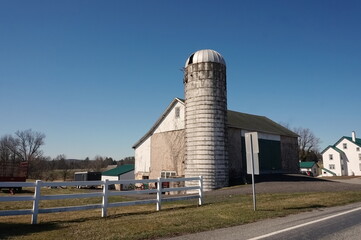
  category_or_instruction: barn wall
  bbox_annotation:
[239,133,285,173]
[226,128,300,182]
[154,101,185,133]
[280,136,299,173]
[227,128,243,184]
[134,137,151,179]
[149,130,185,179]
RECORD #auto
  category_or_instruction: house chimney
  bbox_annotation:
[352,131,356,142]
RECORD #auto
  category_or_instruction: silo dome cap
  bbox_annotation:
[185,49,226,67]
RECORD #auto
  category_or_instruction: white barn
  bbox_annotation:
[133,98,299,184]
[322,132,361,176]
[133,49,298,190]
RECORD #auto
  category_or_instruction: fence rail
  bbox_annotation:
[0,176,203,224]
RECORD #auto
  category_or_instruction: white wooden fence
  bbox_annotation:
[0,176,203,224]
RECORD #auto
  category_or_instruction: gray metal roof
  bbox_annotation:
[185,49,226,67]
[227,110,299,138]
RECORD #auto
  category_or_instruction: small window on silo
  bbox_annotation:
[175,107,180,118]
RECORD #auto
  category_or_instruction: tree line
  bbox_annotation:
[0,129,134,181]
[280,124,321,162]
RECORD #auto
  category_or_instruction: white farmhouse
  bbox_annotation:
[321,132,361,176]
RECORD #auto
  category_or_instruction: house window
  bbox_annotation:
[343,143,347,149]
[161,171,176,179]
[175,107,180,118]
[359,164,361,171]
[357,147,360,152]
[329,164,335,170]
[329,154,333,160]
[359,154,361,161]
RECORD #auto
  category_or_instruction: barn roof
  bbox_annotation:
[227,110,298,137]
[132,98,298,149]
[102,164,134,176]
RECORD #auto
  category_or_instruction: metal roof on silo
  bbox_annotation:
[185,49,226,67]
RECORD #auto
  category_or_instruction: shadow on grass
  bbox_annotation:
[0,222,62,239]
[285,204,326,210]
[48,204,202,224]
[252,174,330,183]
[108,204,201,219]
[1,189,34,194]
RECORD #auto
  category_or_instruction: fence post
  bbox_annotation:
[102,180,108,217]
[31,180,42,224]
[156,177,162,211]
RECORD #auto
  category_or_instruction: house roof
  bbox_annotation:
[322,136,361,154]
[299,161,316,168]
[322,167,337,176]
[102,164,134,176]
[132,98,298,149]
[342,136,361,147]
[321,145,344,154]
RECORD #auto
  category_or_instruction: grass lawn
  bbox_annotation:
[1,187,361,240]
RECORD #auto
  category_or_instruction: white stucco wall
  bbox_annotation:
[135,137,151,176]
[335,139,361,176]
[154,101,185,133]
[322,148,342,176]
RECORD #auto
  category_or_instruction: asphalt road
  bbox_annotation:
[164,202,361,240]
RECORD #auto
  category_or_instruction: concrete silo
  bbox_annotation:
[183,49,229,191]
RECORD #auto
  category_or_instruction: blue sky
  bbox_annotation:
[0,0,360,160]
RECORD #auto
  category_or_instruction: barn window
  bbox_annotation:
[329,164,335,170]
[161,171,176,178]
[175,107,180,118]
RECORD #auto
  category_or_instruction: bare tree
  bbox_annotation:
[14,129,45,162]
[0,135,18,162]
[293,127,320,162]
[91,155,105,171]
[54,154,70,181]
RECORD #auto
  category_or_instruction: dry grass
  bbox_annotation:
[1,188,361,240]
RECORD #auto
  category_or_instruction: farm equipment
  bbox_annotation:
[74,171,101,188]
[0,159,29,192]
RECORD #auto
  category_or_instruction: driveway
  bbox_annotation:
[204,174,361,197]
